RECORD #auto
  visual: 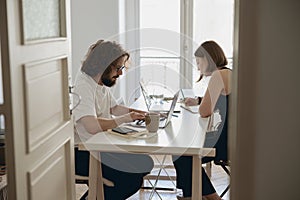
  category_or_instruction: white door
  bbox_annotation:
[0,0,75,199]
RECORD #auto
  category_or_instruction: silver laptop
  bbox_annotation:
[140,81,174,112]
[133,91,179,129]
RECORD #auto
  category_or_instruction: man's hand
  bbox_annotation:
[123,111,146,123]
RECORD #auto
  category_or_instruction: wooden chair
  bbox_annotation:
[75,175,114,200]
[75,175,89,200]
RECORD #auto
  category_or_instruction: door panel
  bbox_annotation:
[1,0,75,199]
[28,146,68,200]
[23,56,68,152]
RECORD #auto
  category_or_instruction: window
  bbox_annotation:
[139,0,181,96]
[192,0,234,92]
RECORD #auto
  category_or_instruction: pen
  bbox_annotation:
[172,114,178,117]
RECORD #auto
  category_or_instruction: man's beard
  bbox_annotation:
[101,75,118,87]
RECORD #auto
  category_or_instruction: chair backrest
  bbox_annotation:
[75,174,115,187]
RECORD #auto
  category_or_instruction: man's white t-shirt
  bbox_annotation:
[73,72,117,144]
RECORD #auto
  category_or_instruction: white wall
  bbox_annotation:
[70,0,140,104]
[231,0,300,199]
[70,0,120,83]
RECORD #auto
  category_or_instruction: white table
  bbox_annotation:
[79,106,215,200]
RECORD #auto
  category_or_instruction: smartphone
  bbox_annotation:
[112,127,137,134]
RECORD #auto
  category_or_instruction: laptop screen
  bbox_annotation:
[140,81,152,110]
[164,91,179,125]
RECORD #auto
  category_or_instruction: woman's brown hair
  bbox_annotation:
[195,40,228,82]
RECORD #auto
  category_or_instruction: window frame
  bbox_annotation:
[122,0,194,103]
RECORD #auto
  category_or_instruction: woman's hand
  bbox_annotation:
[184,97,199,106]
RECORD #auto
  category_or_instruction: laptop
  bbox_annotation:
[140,81,176,112]
[132,90,180,129]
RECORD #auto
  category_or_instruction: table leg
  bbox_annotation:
[192,155,202,200]
[88,151,105,200]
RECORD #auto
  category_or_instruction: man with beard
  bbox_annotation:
[73,40,154,200]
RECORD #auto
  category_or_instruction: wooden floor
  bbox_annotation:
[76,156,230,200]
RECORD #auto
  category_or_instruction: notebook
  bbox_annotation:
[131,91,179,129]
[140,81,176,112]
